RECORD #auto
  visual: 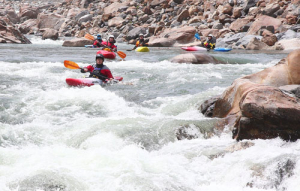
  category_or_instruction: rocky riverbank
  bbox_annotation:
[0,0,300,50]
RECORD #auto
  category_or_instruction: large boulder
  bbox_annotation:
[277,38,300,50]
[170,53,222,64]
[126,27,146,41]
[0,16,31,44]
[37,13,66,31]
[246,37,268,50]
[62,38,93,47]
[108,17,125,27]
[103,2,128,15]
[148,26,196,47]
[77,14,93,24]
[177,9,189,22]
[229,18,252,32]
[6,9,20,24]
[204,50,300,141]
[42,28,59,40]
[18,19,38,34]
[262,3,280,16]
[247,15,282,35]
[19,7,39,20]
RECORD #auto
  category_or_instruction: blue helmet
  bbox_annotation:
[97,34,102,39]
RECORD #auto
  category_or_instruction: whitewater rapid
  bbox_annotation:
[0,38,299,191]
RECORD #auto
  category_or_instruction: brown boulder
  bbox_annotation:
[247,15,282,35]
[62,37,93,47]
[262,3,280,16]
[177,9,189,22]
[108,17,125,27]
[6,9,20,24]
[42,28,59,40]
[277,38,300,50]
[37,13,66,30]
[104,2,128,15]
[229,18,251,32]
[286,15,297,25]
[232,7,243,19]
[148,26,196,47]
[0,16,31,44]
[246,37,268,50]
[261,30,277,46]
[222,4,233,15]
[19,7,39,20]
[18,19,37,34]
[170,53,222,64]
[208,50,300,141]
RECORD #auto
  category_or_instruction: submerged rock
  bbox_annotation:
[170,53,222,64]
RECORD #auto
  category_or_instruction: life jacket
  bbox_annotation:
[89,64,109,81]
[136,39,148,47]
[93,39,103,47]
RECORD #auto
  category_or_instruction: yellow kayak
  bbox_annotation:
[136,47,150,52]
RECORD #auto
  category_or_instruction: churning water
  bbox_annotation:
[0,36,299,191]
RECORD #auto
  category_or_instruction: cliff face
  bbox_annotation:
[1,0,300,48]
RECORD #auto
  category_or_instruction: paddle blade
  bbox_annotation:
[84,33,95,41]
[64,60,81,69]
[117,51,126,59]
[195,33,201,40]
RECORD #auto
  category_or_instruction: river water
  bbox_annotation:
[0,36,299,191]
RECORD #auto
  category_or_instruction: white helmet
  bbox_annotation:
[108,35,115,39]
[139,33,144,37]
[208,34,213,37]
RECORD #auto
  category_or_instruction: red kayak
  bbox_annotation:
[66,76,123,87]
[181,46,207,51]
[96,50,116,59]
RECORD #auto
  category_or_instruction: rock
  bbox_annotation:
[280,29,298,40]
[177,9,189,22]
[247,15,282,35]
[232,7,243,19]
[277,38,300,50]
[104,3,128,15]
[243,0,259,14]
[170,53,222,64]
[126,27,146,41]
[222,4,233,15]
[18,19,37,34]
[238,86,300,141]
[62,37,93,47]
[74,10,89,21]
[77,14,92,24]
[200,96,220,117]
[176,124,201,140]
[223,32,247,45]
[37,13,66,31]
[143,6,153,15]
[234,35,262,47]
[19,7,38,20]
[261,29,277,46]
[246,37,268,50]
[188,5,198,16]
[286,15,298,25]
[42,28,58,40]
[6,9,19,24]
[211,50,300,141]
[108,17,125,27]
[188,16,203,24]
[149,26,196,47]
[212,22,223,29]
[262,3,280,16]
[0,16,31,44]
[279,85,300,98]
[230,18,252,32]
[199,29,219,37]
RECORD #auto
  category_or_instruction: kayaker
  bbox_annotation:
[81,54,113,81]
[93,34,103,48]
[101,35,117,52]
[203,34,216,49]
[132,34,149,50]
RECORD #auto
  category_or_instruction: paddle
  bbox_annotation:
[195,33,201,40]
[84,33,95,41]
[64,60,82,69]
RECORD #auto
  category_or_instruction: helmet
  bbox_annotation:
[108,35,115,39]
[208,34,213,37]
[96,54,104,61]
[97,34,101,39]
[139,33,144,37]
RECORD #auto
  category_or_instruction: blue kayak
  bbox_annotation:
[214,48,232,52]
[85,45,94,48]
